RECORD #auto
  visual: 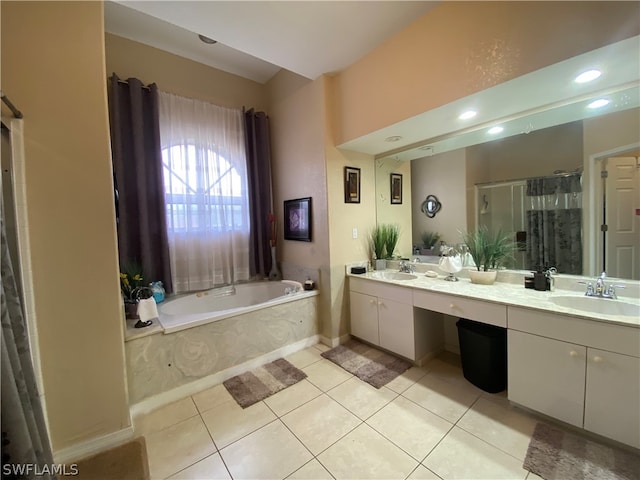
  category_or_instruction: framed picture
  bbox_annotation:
[284,197,312,242]
[390,173,403,204]
[344,166,361,203]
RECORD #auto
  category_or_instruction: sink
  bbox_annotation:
[551,295,640,317]
[371,271,418,281]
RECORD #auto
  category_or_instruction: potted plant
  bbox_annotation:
[120,262,146,319]
[461,226,515,285]
[370,225,387,270]
[383,224,400,260]
[420,231,441,255]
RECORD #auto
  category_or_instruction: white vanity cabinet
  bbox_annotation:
[508,306,640,448]
[349,277,437,362]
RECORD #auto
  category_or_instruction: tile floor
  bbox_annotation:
[137,344,547,480]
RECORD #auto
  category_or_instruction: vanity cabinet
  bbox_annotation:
[508,306,640,448]
[349,277,438,362]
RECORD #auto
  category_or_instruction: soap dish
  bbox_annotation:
[425,271,438,278]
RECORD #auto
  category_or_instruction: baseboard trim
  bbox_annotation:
[53,426,134,464]
[130,334,320,419]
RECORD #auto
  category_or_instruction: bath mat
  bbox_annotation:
[74,437,149,480]
[223,358,307,408]
[523,422,640,480]
[321,339,412,389]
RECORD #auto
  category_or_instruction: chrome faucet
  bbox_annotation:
[581,272,625,299]
[399,261,415,273]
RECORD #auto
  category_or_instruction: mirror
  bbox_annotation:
[375,37,640,280]
[421,195,441,218]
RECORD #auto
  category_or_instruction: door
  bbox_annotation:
[604,157,640,279]
[350,291,379,345]
[378,298,414,359]
[508,330,586,428]
[584,348,640,449]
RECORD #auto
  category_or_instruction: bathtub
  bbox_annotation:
[126,279,319,405]
[158,280,309,334]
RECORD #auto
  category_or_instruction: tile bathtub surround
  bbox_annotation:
[135,344,565,480]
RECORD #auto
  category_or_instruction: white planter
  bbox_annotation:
[374,259,387,271]
[468,270,497,285]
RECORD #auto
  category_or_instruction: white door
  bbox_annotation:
[605,157,640,279]
[378,298,414,360]
[584,348,640,449]
[508,330,586,428]
[350,291,379,346]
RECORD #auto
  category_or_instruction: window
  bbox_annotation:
[159,91,250,291]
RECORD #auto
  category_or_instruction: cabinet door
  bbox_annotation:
[508,330,586,427]
[378,298,414,360]
[350,291,379,345]
[584,348,640,449]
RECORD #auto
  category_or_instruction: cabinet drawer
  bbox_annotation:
[508,306,640,357]
[413,290,507,327]
[350,277,413,303]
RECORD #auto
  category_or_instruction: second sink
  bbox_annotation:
[371,271,418,281]
[551,295,640,317]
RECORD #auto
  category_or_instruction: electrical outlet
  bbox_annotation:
[352,228,358,239]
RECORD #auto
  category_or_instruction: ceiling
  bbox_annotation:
[104,1,438,84]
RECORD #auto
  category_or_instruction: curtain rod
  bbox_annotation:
[0,91,23,118]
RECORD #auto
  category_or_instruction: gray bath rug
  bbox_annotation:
[321,339,412,389]
[223,358,307,408]
[523,422,640,480]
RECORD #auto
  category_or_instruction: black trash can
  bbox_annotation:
[456,319,507,393]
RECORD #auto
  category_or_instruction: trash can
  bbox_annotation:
[456,319,507,393]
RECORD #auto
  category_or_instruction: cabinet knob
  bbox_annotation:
[569,350,579,357]
[369,299,376,305]
[449,303,456,309]
[378,301,384,307]
[593,356,603,363]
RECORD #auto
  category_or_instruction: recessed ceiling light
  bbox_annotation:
[459,110,477,120]
[384,135,402,142]
[575,69,601,84]
[587,98,610,109]
[198,34,217,45]
[487,126,504,135]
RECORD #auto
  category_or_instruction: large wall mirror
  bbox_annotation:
[373,36,640,280]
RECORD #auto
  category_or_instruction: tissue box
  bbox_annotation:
[351,266,366,274]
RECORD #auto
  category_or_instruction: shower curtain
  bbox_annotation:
[525,173,582,274]
[1,123,54,478]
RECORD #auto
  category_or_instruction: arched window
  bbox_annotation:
[159,92,250,292]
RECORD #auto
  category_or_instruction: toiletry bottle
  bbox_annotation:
[150,281,165,303]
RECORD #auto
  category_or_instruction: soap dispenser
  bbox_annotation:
[533,266,547,291]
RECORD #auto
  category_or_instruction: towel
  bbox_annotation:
[137,297,159,322]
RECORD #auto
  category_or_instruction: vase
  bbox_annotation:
[374,259,386,271]
[268,245,282,280]
[124,301,139,319]
[468,270,497,285]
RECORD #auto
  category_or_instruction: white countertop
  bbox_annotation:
[347,266,640,329]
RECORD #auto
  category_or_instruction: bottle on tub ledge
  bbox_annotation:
[303,277,315,291]
[150,281,165,303]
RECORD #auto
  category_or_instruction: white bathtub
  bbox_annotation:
[158,280,309,333]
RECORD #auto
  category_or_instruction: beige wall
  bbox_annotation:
[266,70,333,338]
[105,34,268,111]
[334,1,640,145]
[375,158,412,258]
[411,150,467,248]
[1,1,129,452]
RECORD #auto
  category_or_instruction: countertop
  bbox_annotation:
[347,266,640,329]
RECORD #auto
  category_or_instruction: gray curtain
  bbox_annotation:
[526,174,582,274]
[108,74,173,293]
[244,109,274,277]
[1,211,54,478]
